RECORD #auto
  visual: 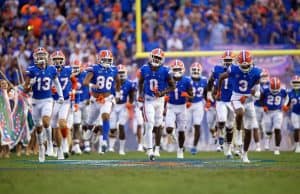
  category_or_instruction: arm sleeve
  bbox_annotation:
[53,77,63,98]
[70,76,78,90]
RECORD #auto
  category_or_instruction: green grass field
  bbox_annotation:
[0,151,299,194]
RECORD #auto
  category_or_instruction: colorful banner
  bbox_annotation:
[0,88,30,148]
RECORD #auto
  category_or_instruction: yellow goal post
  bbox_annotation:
[134,0,300,59]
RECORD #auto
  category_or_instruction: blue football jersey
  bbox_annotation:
[254,82,270,107]
[212,65,232,102]
[53,66,73,101]
[228,65,262,94]
[190,76,207,103]
[118,80,135,104]
[26,65,57,99]
[75,70,90,103]
[140,63,171,97]
[87,64,118,94]
[168,76,192,105]
[263,88,287,110]
[288,89,300,115]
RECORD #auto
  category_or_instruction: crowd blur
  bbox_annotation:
[0,0,300,85]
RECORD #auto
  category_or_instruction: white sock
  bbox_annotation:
[109,137,116,149]
[119,140,125,152]
[45,127,52,144]
[62,138,69,153]
[256,142,260,147]
[144,122,153,150]
[275,146,280,151]
[155,146,160,152]
[37,131,44,145]
[296,142,300,147]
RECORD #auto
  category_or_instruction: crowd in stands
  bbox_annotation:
[0,0,299,85]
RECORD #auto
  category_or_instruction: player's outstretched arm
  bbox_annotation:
[138,74,144,100]
[83,72,93,87]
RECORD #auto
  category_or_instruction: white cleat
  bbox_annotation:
[147,149,155,161]
[154,146,160,157]
[119,150,126,155]
[295,145,300,153]
[57,147,64,160]
[137,144,144,152]
[177,148,184,159]
[72,144,82,155]
[83,141,91,153]
[46,143,54,157]
[242,152,250,163]
[108,147,115,152]
[255,146,262,152]
[38,144,45,163]
[274,150,280,155]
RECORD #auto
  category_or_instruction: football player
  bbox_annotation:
[109,64,135,155]
[253,69,270,151]
[187,62,207,155]
[260,77,287,155]
[50,50,77,159]
[207,50,234,158]
[24,47,64,162]
[165,59,193,159]
[217,50,262,163]
[71,60,90,155]
[138,48,175,160]
[83,50,120,154]
[286,75,300,153]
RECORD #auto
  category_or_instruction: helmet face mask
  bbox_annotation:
[151,55,163,67]
[173,67,183,78]
[150,48,164,67]
[291,79,300,90]
[101,58,113,68]
[34,48,48,68]
[117,64,127,80]
[222,58,233,67]
[239,62,252,73]
[171,59,185,78]
[52,57,65,70]
[191,67,201,78]
[97,50,113,68]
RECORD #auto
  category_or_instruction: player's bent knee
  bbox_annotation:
[42,116,51,128]
[102,113,110,121]
[58,119,67,129]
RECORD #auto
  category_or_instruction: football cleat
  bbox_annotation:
[154,146,160,157]
[177,148,184,159]
[190,147,197,155]
[242,152,250,163]
[57,147,64,160]
[137,144,144,152]
[274,150,280,155]
[119,150,126,155]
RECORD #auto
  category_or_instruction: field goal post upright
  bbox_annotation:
[134,0,300,59]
